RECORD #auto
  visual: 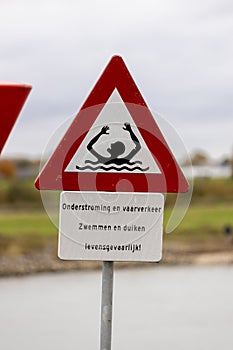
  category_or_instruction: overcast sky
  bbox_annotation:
[0,0,232,161]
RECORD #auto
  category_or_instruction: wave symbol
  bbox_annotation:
[76,165,149,172]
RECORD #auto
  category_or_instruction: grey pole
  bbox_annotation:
[100,261,114,350]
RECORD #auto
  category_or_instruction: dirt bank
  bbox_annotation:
[1,242,233,277]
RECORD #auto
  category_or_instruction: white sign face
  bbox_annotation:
[65,89,161,174]
[58,191,164,262]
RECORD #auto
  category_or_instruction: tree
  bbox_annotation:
[191,151,210,166]
[0,159,16,178]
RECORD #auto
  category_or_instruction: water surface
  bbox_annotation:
[0,265,233,350]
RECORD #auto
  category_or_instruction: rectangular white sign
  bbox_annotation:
[58,191,164,262]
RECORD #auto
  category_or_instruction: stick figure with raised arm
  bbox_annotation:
[84,123,141,166]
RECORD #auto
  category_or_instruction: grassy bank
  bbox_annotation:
[165,204,233,238]
[0,212,56,235]
[0,203,232,258]
[1,204,232,237]
[0,177,232,273]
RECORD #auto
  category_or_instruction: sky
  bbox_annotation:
[0,0,232,161]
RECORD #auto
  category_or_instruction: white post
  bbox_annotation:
[100,261,114,350]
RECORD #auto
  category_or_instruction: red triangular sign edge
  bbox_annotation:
[0,83,31,154]
[35,55,189,193]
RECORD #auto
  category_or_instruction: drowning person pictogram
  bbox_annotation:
[76,123,149,172]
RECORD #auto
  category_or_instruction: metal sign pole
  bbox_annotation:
[100,261,114,350]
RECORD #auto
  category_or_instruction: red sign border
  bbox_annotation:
[35,56,189,193]
[0,82,31,154]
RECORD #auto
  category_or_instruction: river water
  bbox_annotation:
[0,265,233,350]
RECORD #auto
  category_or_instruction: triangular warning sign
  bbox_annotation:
[65,89,161,174]
[0,82,31,154]
[35,55,189,193]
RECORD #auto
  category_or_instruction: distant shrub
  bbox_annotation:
[4,179,42,208]
[165,178,233,207]
[0,159,16,178]
[191,178,233,204]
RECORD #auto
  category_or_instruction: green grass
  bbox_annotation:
[165,205,233,232]
[164,204,233,249]
[0,204,232,237]
[0,177,232,256]
[0,211,57,255]
[1,204,232,257]
[0,212,57,236]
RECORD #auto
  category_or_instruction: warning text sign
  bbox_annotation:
[58,191,164,262]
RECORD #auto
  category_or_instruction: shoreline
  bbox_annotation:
[1,248,233,277]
